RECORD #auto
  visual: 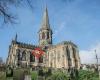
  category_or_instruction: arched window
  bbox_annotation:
[66,47,71,66]
[72,48,78,67]
[22,51,26,61]
[66,48,70,60]
[16,49,20,60]
[30,52,35,62]
[42,32,45,39]
[39,56,43,63]
[16,49,21,66]
[47,32,49,39]
[72,48,76,59]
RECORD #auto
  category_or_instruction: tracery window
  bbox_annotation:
[16,49,20,60]
[66,47,70,60]
[30,52,35,62]
[16,49,21,66]
[22,51,26,61]
[72,47,78,67]
[72,48,76,59]
[66,47,71,66]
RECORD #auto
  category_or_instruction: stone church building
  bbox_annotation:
[6,8,80,69]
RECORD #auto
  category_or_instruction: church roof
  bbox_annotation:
[12,40,39,49]
[58,41,78,48]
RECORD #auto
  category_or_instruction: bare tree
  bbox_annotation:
[0,0,34,24]
[0,0,74,24]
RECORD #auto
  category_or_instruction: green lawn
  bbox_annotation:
[1,68,99,80]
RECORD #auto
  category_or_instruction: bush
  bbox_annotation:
[78,70,99,80]
[31,71,38,80]
[47,71,69,80]
[38,69,44,76]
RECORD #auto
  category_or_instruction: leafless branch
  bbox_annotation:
[0,0,33,25]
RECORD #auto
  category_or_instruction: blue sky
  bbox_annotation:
[0,0,100,63]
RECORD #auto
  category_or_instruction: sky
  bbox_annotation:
[0,0,100,64]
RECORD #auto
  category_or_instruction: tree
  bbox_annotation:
[0,0,74,25]
[0,0,33,24]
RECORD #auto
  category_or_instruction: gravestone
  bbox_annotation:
[6,67,13,77]
[24,75,31,80]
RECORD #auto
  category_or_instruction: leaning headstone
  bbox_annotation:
[13,69,24,80]
[6,67,13,77]
[24,75,31,80]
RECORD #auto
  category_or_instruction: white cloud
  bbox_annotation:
[79,42,100,64]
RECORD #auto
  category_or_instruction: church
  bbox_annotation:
[6,7,80,69]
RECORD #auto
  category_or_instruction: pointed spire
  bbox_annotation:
[41,6,50,29]
[15,33,17,41]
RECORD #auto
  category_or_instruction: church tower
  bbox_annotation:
[39,7,52,46]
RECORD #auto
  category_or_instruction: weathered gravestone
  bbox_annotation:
[24,75,31,80]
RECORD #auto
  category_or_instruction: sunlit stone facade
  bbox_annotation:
[6,7,80,69]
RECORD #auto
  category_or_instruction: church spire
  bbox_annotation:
[39,7,52,46]
[41,6,50,29]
